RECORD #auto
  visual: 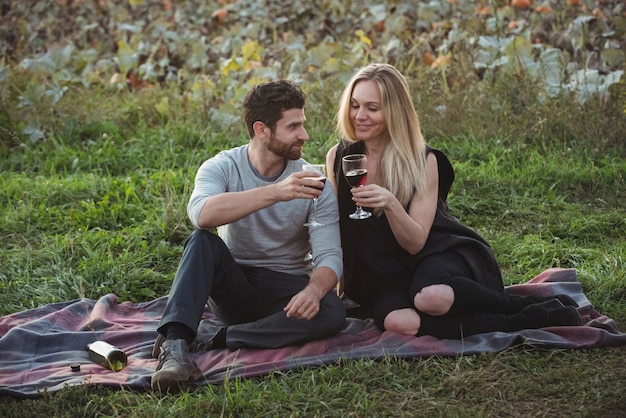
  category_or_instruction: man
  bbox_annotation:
[151,80,346,392]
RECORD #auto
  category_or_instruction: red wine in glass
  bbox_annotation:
[312,177,327,189]
[341,154,372,220]
[303,164,327,227]
[345,168,367,187]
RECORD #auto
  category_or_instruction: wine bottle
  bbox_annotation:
[87,341,128,372]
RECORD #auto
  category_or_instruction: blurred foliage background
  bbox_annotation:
[1,0,624,151]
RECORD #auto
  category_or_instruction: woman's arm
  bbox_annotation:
[351,152,439,255]
[326,144,339,195]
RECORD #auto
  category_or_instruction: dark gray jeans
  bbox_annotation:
[158,229,346,350]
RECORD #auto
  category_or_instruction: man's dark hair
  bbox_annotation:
[243,80,306,139]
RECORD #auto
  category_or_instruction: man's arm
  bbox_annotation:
[283,266,338,320]
[283,181,342,319]
[197,186,280,229]
[195,170,323,229]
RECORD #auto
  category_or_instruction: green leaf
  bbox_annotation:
[221,57,242,75]
[155,97,169,116]
[601,48,625,68]
[116,40,138,76]
[22,124,44,143]
[355,30,372,47]
[241,40,264,63]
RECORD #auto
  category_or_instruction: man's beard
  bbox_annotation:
[267,132,302,160]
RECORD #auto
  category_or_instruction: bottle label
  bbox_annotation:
[87,341,128,372]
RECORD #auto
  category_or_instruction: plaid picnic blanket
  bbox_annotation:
[1,268,624,398]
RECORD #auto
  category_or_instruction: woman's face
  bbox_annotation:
[349,79,388,142]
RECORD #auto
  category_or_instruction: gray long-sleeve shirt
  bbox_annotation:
[187,144,342,280]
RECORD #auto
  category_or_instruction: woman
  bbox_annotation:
[326,63,581,339]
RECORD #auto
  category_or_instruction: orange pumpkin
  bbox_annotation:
[511,0,532,9]
[212,8,227,24]
[535,4,553,14]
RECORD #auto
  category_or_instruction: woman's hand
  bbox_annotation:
[350,184,395,210]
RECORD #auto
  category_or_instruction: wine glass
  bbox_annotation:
[303,164,327,227]
[341,154,372,219]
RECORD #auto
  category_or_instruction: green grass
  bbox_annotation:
[1,348,625,417]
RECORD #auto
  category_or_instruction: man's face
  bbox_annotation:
[266,108,310,160]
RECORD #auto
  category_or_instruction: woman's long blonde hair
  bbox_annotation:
[337,63,428,214]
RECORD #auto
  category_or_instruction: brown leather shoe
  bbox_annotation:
[151,339,202,393]
[151,333,165,358]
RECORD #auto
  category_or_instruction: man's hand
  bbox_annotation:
[273,171,324,202]
[283,284,323,320]
[283,267,337,320]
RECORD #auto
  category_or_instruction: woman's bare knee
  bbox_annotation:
[413,284,454,316]
[384,309,421,335]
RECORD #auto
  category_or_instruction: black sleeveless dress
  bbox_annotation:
[333,140,504,309]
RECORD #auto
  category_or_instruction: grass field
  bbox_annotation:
[1,80,624,416]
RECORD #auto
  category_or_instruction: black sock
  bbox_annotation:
[416,312,508,339]
[165,322,196,345]
[415,302,580,339]
[505,302,581,330]
[211,327,227,348]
